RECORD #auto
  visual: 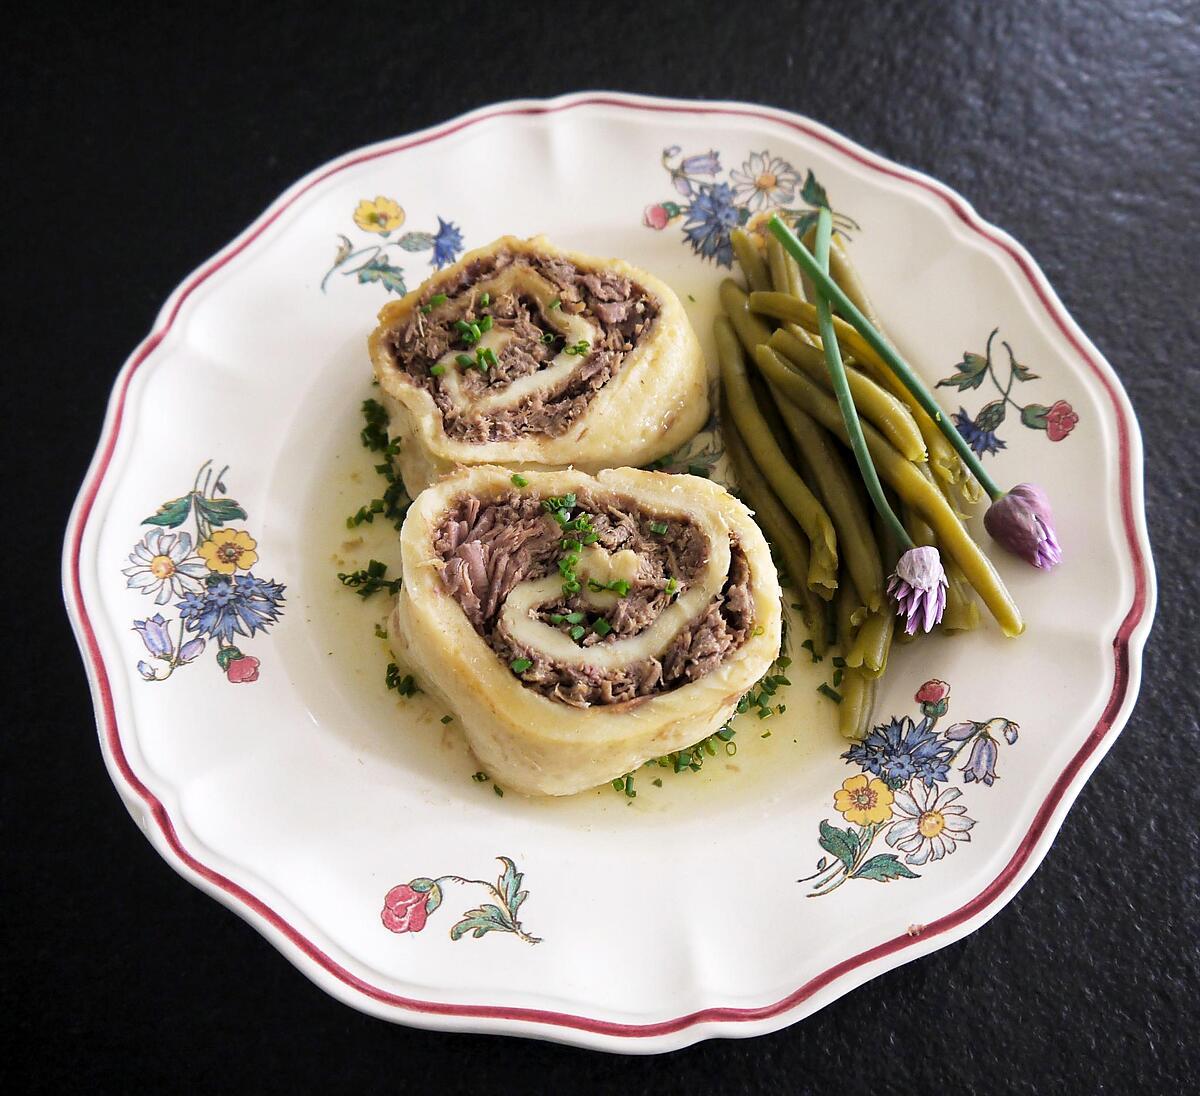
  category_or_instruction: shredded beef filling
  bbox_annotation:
[385,251,660,442]
[433,491,753,707]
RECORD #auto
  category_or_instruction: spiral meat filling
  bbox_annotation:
[433,490,754,708]
[384,250,661,443]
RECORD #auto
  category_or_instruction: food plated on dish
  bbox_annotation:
[67,95,1153,1050]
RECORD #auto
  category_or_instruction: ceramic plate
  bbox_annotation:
[63,93,1155,1052]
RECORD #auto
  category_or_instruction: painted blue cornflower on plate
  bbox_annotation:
[177,573,286,643]
[953,407,1007,457]
[430,217,464,269]
[681,182,740,267]
[843,716,953,789]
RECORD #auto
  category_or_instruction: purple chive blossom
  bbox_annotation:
[984,483,1062,569]
[133,614,172,659]
[887,546,948,635]
[961,734,999,785]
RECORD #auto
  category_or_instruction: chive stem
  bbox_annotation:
[767,213,1003,501]
[808,207,913,549]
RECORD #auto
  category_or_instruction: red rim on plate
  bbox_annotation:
[62,94,1154,1045]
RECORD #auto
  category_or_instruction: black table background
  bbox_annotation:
[6,2,1198,1091]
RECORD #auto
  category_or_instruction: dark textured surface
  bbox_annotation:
[6,1,1199,1090]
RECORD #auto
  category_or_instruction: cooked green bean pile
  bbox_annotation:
[719,227,1022,739]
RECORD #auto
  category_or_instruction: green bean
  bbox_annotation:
[731,229,771,294]
[838,668,878,741]
[768,328,927,463]
[847,608,894,677]
[757,346,1024,637]
[836,572,864,652]
[770,392,884,612]
[718,280,773,359]
[715,318,839,597]
[750,373,800,466]
[723,400,827,653]
[749,290,968,495]
[765,235,793,296]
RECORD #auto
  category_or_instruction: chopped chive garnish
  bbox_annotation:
[493,784,504,797]
[440,714,453,724]
[624,774,635,798]
[831,656,846,667]
[649,520,668,535]
[564,339,590,356]
[510,657,532,673]
[665,577,679,597]
[564,611,585,624]
[479,291,490,307]
[478,314,493,332]
[511,473,529,487]
[688,464,709,478]
[800,638,821,662]
[455,353,473,368]
[430,363,446,376]
[430,293,447,306]
[652,778,663,788]
[593,618,612,637]
[612,778,624,791]
[541,332,555,344]
[482,347,498,367]
[472,771,489,782]
[385,664,418,696]
[420,304,431,314]
[474,349,489,372]
[569,625,585,641]
[360,398,390,451]
[777,656,792,670]
[374,623,388,639]
[833,668,844,687]
[607,579,630,597]
[549,613,565,624]
[549,297,561,310]
[338,560,402,599]
[818,683,844,703]
[562,579,581,594]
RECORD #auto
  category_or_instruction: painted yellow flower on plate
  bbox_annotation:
[198,529,259,574]
[833,773,894,826]
[353,196,405,235]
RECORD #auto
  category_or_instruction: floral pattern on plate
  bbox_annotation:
[799,680,1019,896]
[938,328,1079,456]
[124,461,285,684]
[321,196,465,295]
[382,857,540,945]
[642,146,858,266]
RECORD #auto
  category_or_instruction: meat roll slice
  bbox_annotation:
[391,466,782,796]
[369,236,708,494]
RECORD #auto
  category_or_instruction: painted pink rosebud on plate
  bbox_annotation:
[643,203,671,230]
[381,884,429,934]
[1045,400,1079,442]
[225,654,260,683]
[887,546,948,635]
[915,679,950,719]
[984,482,1062,569]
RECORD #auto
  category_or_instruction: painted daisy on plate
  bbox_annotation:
[885,784,975,865]
[730,151,802,211]
[122,529,207,605]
